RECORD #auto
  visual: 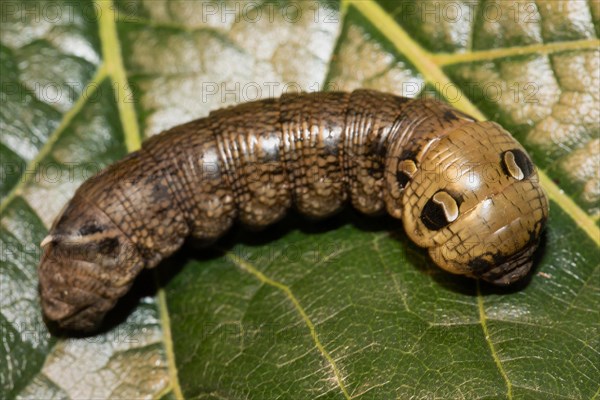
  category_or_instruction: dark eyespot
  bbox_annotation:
[421,191,461,231]
[396,170,411,189]
[396,159,417,189]
[501,149,534,180]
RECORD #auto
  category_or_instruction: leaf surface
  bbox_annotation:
[1,1,598,399]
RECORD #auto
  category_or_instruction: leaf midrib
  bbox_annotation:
[96,1,182,399]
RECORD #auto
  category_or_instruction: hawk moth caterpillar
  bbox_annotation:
[38,89,549,331]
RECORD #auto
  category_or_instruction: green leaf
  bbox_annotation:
[1,0,598,398]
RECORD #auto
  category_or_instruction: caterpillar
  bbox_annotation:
[38,89,549,331]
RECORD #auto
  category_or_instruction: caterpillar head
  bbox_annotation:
[389,121,548,285]
[38,195,144,332]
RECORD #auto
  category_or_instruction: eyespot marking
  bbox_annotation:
[399,159,417,176]
[502,149,534,180]
[421,190,460,230]
[433,192,459,223]
[395,171,411,189]
[396,159,417,189]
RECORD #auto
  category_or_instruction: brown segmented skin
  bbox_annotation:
[38,89,549,331]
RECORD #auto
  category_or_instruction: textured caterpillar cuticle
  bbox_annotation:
[38,89,549,331]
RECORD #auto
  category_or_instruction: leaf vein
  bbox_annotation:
[226,253,352,400]
[433,39,600,66]
[477,281,513,400]
[0,66,108,216]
